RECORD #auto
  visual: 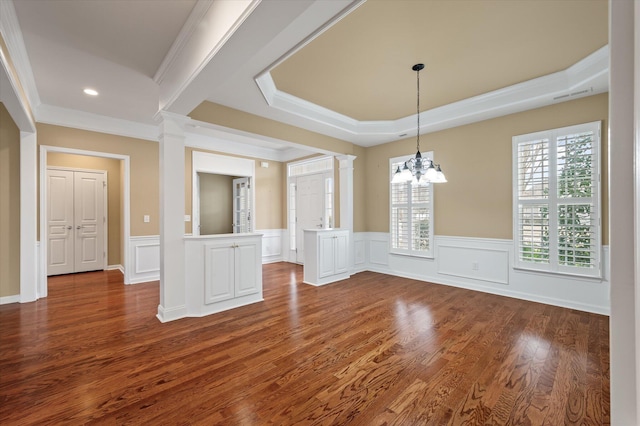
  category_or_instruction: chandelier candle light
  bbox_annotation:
[391,64,447,185]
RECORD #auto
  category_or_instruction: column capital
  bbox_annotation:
[336,154,357,169]
[155,111,190,139]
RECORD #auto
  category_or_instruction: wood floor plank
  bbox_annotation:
[0,264,610,424]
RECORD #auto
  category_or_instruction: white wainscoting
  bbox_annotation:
[256,229,285,264]
[128,230,286,284]
[128,236,161,284]
[353,233,366,273]
[356,232,610,315]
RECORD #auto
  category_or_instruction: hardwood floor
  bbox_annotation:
[0,263,609,425]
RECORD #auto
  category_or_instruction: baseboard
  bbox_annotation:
[106,264,124,274]
[156,304,188,323]
[0,294,20,305]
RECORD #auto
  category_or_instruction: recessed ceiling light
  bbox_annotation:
[83,88,99,96]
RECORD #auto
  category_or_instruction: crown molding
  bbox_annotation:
[256,45,610,147]
[158,0,261,113]
[0,0,41,110]
[153,0,213,84]
[36,104,159,141]
[35,103,314,162]
[0,35,35,132]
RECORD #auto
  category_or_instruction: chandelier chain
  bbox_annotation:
[416,66,420,152]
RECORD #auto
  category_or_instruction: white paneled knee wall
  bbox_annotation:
[128,230,286,285]
[127,231,609,315]
[358,233,610,315]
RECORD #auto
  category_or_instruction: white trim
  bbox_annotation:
[0,42,36,132]
[20,132,38,302]
[158,0,261,114]
[156,304,189,323]
[106,264,124,274]
[0,295,20,305]
[37,104,158,142]
[255,46,609,147]
[40,146,131,293]
[0,0,41,112]
[153,0,213,84]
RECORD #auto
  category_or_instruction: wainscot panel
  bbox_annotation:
[256,229,285,264]
[360,233,610,315]
[129,236,160,284]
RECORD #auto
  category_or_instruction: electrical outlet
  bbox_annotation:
[471,261,479,271]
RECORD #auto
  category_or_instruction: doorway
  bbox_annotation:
[40,146,131,298]
[287,156,334,264]
[46,168,107,275]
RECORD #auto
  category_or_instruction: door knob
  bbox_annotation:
[67,226,72,230]
[76,225,81,229]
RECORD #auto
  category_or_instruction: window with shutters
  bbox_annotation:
[389,154,434,258]
[513,121,601,277]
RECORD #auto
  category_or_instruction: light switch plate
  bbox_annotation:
[184,215,191,222]
[143,215,150,223]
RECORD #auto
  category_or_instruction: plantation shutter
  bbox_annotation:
[390,156,434,257]
[513,121,601,277]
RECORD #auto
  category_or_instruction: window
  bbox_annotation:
[389,154,434,258]
[513,121,601,277]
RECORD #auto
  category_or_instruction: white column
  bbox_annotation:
[157,112,188,322]
[20,131,38,302]
[609,0,638,423]
[337,155,356,274]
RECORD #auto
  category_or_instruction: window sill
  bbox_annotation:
[512,266,604,282]
[389,251,435,260]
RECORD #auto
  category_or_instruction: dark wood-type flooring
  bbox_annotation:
[0,263,610,425]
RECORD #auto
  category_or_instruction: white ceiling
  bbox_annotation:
[2,0,608,160]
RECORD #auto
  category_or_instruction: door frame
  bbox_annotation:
[40,146,131,297]
[192,151,255,236]
[46,166,108,275]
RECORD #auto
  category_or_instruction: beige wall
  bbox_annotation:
[254,159,285,230]
[38,124,159,237]
[0,102,21,297]
[199,173,234,235]
[364,93,609,243]
[47,153,122,265]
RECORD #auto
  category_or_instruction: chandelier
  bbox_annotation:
[391,64,447,185]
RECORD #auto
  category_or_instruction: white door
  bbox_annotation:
[47,170,75,275]
[232,177,251,233]
[47,169,106,276]
[296,174,325,264]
